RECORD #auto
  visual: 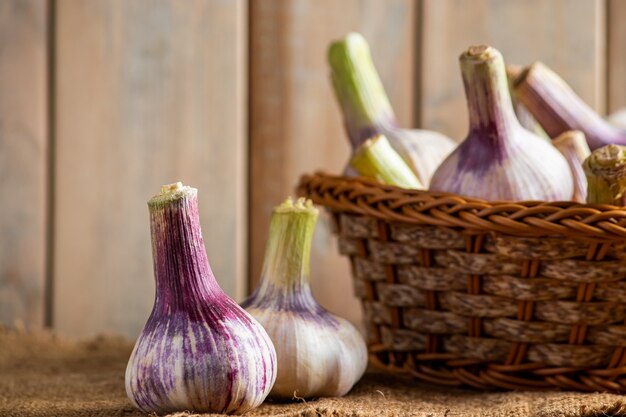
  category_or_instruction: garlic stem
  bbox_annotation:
[148,182,223,305]
[328,32,396,147]
[553,131,590,203]
[584,145,626,205]
[350,135,424,189]
[462,45,519,143]
[257,197,318,294]
[513,63,626,150]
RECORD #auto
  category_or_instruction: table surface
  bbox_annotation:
[2,328,625,417]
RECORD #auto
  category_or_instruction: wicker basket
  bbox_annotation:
[297,172,626,392]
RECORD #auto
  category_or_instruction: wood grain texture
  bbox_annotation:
[420,0,606,141]
[250,0,416,327]
[54,0,247,338]
[0,0,48,328]
[608,0,626,112]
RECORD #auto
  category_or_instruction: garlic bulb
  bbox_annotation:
[584,145,626,205]
[242,198,367,399]
[126,183,276,414]
[429,45,574,201]
[513,62,626,150]
[553,130,591,203]
[328,32,455,186]
[351,134,424,189]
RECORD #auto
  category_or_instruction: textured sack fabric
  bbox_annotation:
[1,328,625,417]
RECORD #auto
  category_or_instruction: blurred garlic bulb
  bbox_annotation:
[608,108,626,131]
[328,32,455,186]
[242,198,367,399]
[513,62,626,150]
[430,45,573,201]
[553,131,591,203]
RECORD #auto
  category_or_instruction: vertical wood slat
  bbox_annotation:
[0,0,48,328]
[53,0,247,338]
[608,0,626,113]
[419,0,606,141]
[250,0,416,326]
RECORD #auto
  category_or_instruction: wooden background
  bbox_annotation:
[0,0,622,338]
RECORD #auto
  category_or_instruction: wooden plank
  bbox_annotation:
[608,0,626,113]
[54,0,247,338]
[0,0,48,328]
[250,0,416,326]
[420,0,606,141]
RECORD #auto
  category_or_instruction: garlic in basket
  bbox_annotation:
[125,183,276,414]
[242,198,367,399]
[584,145,626,205]
[429,45,574,201]
[328,32,455,186]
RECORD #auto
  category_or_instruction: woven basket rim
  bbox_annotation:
[297,172,626,241]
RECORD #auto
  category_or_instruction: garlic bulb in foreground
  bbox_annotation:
[584,145,626,205]
[328,32,455,186]
[242,198,367,399]
[351,135,424,189]
[126,183,276,415]
[429,45,574,201]
[553,130,591,203]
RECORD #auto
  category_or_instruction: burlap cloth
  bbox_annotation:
[2,328,626,417]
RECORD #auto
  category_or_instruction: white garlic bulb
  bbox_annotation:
[242,198,367,398]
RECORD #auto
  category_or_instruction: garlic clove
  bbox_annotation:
[552,130,591,203]
[126,183,277,415]
[242,198,367,399]
[350,134,424,189]
[584,145,626,205]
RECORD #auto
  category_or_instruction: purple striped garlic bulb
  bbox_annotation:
[242,198,367,399]
[429,45,574,201]
[125,183,276,415]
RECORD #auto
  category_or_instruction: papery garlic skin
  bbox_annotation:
[328,32,455,186]
[430,46,573,202]
[125,183,276,415]
[242,198,367,399]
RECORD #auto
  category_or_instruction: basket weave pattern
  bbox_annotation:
[298,173,626,392]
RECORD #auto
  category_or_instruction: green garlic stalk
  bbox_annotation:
[350,135,424,189]
[584,145,626,205]
[328,32,455,186]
